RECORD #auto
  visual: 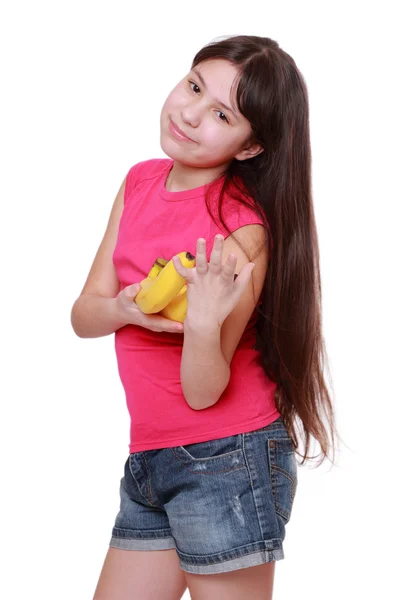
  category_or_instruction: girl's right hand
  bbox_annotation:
[115,282,184,334]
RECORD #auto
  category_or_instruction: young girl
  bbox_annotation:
[72,34,339,600]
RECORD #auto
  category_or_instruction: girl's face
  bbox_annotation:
[160,59,262,170]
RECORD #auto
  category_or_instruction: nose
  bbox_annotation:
[180,102,203,129]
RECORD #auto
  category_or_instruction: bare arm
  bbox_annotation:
[70,175,126,338]
[180,322,230,410]
[179,223,268,409]
[71,294,128,338]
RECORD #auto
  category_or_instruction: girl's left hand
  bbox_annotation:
[172,234,255,330]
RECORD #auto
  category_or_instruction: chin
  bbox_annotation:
[160,129,189,161]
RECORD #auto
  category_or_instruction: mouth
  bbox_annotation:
[169,118,196,143]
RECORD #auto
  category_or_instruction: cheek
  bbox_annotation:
[160,95,172,118]
[201,125,231,150]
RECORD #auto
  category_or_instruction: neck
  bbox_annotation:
[165,160,229,192]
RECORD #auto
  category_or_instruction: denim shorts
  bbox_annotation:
[109,416,298,575]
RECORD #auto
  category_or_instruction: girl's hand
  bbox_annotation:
[172,234,255,330]
[115,283,184,333]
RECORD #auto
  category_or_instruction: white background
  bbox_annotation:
[1,1,399,598]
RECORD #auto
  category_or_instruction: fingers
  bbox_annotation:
[172,255,184,274]
[129,282,142,299]
[157,318,184,333]
[172,255,196,286]
[220,253,237,281]
[199,234,233,277]
[174,234,240,282]
[209,234,226,274]
[232,262,255,288]
[195,237,209,275]
[142,314,184,333]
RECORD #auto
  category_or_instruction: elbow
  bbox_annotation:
[182,385,217,411]
[185,396,218,411]
[70,310,82,338]
[70,315,80,338]
[186,397,214,411]
[70,304,86,338]
[183,384,229,411]
[72,328,84,338]
[181,366,231,410]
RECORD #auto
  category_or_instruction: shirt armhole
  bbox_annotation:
[221,204,273,252]
[123,163,141,206]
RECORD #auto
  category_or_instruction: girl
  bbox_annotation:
[72,34,339,600]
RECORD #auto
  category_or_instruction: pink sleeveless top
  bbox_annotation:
[112,158,280,452]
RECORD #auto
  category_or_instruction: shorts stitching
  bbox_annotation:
[242,433,269,544]
[273,464,296,487]
[272,464,297,504]
[142,452,154,504]
[128,455,157,507]
[240,433,254,488]
[291,478,297,503]
[176,447,243,462]
[169,447,246,475]
[177,540,282,565]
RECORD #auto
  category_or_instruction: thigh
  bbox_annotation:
[184,561,275,600]
[92,547,187,600]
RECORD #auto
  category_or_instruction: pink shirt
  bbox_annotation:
[112,158,280,452]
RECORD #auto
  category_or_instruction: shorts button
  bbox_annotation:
[269,441,275,448]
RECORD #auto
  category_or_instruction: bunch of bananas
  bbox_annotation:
[134,251,196,323]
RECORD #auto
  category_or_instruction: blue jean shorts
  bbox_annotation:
[109,416,298,575]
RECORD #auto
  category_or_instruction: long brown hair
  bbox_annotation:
[193,35,342,467]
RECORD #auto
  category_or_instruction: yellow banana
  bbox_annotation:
[147,257,168,279]
[136,276,154,293]
[137,255,169,294]
[160,284,188,323]
[135,251,195,314]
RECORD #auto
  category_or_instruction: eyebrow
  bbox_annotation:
[191,67,238,119]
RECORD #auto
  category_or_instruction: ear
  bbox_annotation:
[234,142,264,162]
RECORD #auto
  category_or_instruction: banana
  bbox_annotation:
[137,256,169,295]
[135,251,195,314]
[147,257,168,279]
[160,284,188,323]
[136,276,154,293]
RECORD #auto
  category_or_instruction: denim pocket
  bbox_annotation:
[267,437,298,523]
[176,435,242,461]
[171,434,246,472]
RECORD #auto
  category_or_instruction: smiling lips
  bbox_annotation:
[169,119,195,142]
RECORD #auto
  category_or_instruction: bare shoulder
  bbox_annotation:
[222,223,268,272]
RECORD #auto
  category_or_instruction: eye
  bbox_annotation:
[216,111,228,123]
[188,80,200,94]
